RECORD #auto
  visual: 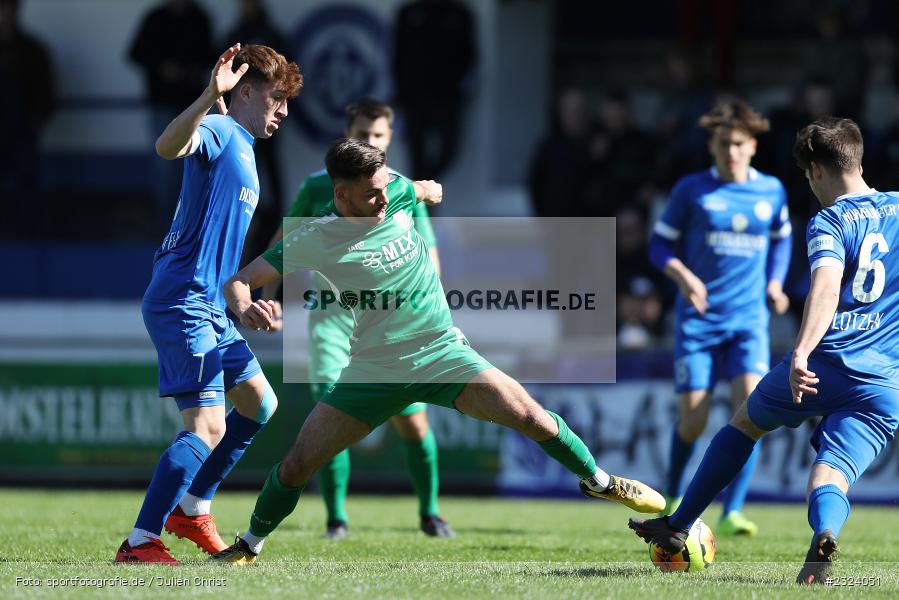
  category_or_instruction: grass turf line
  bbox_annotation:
[1,489,897,599]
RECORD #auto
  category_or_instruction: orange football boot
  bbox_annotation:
[164,506,228,554]
[115,537,178,564]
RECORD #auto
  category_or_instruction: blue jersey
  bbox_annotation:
[654,167,790,334]
[806,190,899,389]
[143,115,259,310]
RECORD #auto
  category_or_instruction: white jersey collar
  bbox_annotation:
[710,166,758,181]
[835,188,877,202]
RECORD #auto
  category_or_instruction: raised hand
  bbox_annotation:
[209,44,250,99]
[414,180,443,206]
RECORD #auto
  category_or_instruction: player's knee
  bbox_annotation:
[254,385,278,424]
[195,422,226,449]
[729,402,767,441]
[393,416,428,441]
[678,413,707,441]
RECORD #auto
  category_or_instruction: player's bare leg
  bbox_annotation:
[454,368,664,513]
[663,389,711,515]
[211,402,370,563]
[390,411,454,537]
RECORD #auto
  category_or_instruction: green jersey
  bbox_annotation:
[264,173,453,354]
[284,168,437,336]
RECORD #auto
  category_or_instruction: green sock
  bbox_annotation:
[537,411,597,479]
[403,429,440,518]
[318,449,350,524]
[248,463,305,537]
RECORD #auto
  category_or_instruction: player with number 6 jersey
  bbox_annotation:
[805,196,899,384]
[630,117,899,586]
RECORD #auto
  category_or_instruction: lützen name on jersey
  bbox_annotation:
[831,311,884,331]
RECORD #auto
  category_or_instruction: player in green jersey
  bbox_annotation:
[264,98,451,539]
[212,138,665,563]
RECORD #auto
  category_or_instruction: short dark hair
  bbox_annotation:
[698,98,770,136]
[325,138,386,182]
[792,117,863,172]
[234,44,303,98]
[345,98,394,130]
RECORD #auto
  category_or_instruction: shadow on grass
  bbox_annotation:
[455,527,534,536]
[544,565,795,584]
[546,564,649,578]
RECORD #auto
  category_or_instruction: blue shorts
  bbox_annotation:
[142,301,262,409]
[748,358,899,486]
[673,328,770,393]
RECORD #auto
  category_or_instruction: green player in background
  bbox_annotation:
[212,137,665,563]
[263,99,450,539]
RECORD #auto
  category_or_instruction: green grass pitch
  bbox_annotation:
[1,489,897,598]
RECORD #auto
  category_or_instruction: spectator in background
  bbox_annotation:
[392,0,477,183]
[654,51,716,187]
[755,78,835,321]
[129,0,215,235]
[527,87,593,217]
[588,91,661,216]
[616,208,666,350]
[868,96,899,193]
[224,0,290,263]
[678,0,739,89]
[0,0,54,239]
[802,2,868,122]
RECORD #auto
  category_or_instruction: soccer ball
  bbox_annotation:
[649,518,716,572]
[339,291,359,310]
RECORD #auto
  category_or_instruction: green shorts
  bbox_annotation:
[308,317,429,418]
[321,327,493,429]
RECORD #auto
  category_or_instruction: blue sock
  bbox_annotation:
[666,424,696,497]
[669,425,756,531]
[807,484,850,540]
[187,409,265,500]
[135,431,211,534]
[721,442,760,514]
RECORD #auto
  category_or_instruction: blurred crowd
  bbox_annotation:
[529,0,899,351]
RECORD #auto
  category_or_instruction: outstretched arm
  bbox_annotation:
[649,232,707,314]
[155,44,249,159]
[224,257,283,331]
[790,265,841,404]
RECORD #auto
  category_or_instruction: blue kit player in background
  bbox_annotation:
[115,44,302,564]
[648,99,792,536]
[631,117,899,585]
